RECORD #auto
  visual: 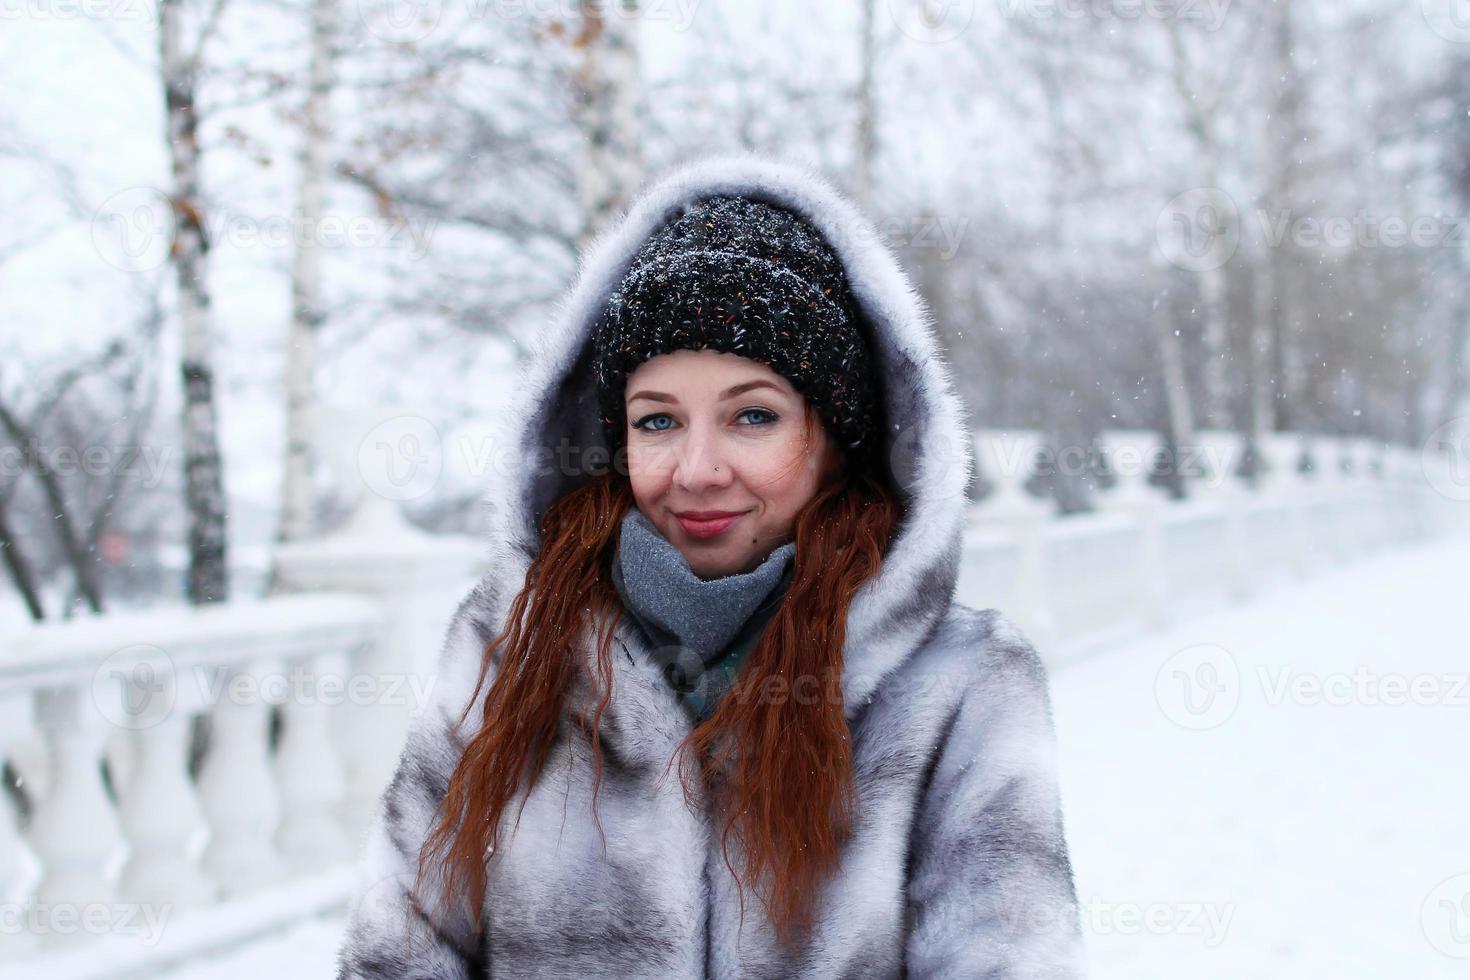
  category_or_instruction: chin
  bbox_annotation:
[681,548,744,580]
[681,550,728,577]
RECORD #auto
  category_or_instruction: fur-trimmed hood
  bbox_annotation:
[479,150,975,716]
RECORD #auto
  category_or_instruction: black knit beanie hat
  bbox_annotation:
[593,195,883,469]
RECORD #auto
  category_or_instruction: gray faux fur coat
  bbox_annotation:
[336,153,1085,979]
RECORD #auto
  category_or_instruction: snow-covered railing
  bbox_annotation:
[0,422,1462,975]
[0,593,389,978]
[958,428,1467,659]
[0,487,485,980]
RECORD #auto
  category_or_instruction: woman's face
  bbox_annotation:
[623,348,841,579]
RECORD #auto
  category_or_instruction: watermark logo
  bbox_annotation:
[0,900,172,944]
[998,0,1231,31]
[356,0,443,42]
[91,186,175,273]
[644,641,715,716]
[1155,187,1239,273]
[358,414,444,502]
[1422,873,1470,958]
[1421,417,1470,502]
[1258,665,1469,709]
[888,0,975,43]
[91,644,436,729]
[479,0,702,32]
[874,214,970,260]
[91,188,438,273]
[1422,0,1470,43]
[0,440,173,488]
[890,425,970,501]
[192,664,437,710]
[92,644,177,730]
[1154,643,1240,730]
[352,872,421,945]
[1256,209,1467,251]
[1157,644,1468,728]
[1156,187,1467,272]
[1080,896,1236,947]
[0,0,158,29]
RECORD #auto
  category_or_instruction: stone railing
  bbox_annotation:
[0,500,482,980]
[958,428,1467,660]
[0,425,1463,977]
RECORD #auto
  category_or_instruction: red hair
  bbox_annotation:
[420,410,903,954]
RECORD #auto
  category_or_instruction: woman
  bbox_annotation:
[336,153,1084,978]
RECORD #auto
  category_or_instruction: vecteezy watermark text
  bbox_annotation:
[92,188,438,272]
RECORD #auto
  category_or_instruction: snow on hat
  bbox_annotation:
[592,194,882,468]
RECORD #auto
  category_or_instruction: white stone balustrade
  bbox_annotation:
[0,594,382,973]
[1188,429,1249,600]
[961,428,1469,657]
[1096,428,1172,629]
[0,425,1465,977]
[272,494,482,835]
[968,429,1057,652]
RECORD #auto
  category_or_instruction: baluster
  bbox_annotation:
[1099,429,1171,629]
[1348,436,1381,552]
[1379,445,1401,538]
[1323,434,1359,560]
[0,693,38,956]
[972,429,1056,652]
[1193,429,1250,600]
[113,648,214,910]
[1260,432,1312,575]
[1189,428,1245,499]
[1396,442,1432,539]
[196,663,284,897]
[276,651,350,871]
[26,684,124,946]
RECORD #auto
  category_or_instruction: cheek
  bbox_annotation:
[745,436,821,501]
[626,448,666,499]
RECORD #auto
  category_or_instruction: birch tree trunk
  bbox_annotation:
[1260,0,1307,434]
[276,0,338,550]
[1430,52,1470,438]
[1247,252,1276,452]
[1163,19,1231,433]
[162,0,230,605]
[1152,289,1196,450]
[572,0,642,250]
[1195,242,1232,430]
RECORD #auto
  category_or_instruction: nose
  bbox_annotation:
[672,419,733,493]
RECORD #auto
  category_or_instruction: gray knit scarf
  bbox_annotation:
[609,507,795,720]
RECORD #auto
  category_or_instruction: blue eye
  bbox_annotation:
[630,414,674,432]
[737,408,779,426]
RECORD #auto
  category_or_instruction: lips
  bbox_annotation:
[675,510,747,539]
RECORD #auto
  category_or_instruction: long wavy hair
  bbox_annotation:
[419,404,903,955]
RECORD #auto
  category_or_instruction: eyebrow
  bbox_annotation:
[626,379,785,404]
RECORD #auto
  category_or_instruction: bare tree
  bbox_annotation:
[0,122,167,619]
[161,0,232,604]
[0,320,163,621]
[569,0,643,248]
[1250,0,1310,437]
[274,0,340,553]
[1430,48,1470,428]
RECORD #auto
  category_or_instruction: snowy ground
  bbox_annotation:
[154,532,1470,979]
[1058,532,1470,978]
